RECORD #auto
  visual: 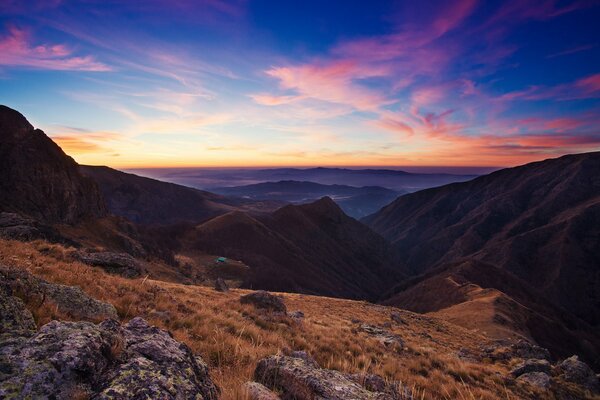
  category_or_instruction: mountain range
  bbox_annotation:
[1,104,598,370]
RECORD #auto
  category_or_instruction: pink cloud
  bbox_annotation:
[0,26,110,71]
[265,60,390,111]
[250,93,303,106]
[500,73,600,101]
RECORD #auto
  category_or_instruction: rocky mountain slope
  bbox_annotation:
[364,152,600,327]
[0,106,106,223]
[181,197,403,300]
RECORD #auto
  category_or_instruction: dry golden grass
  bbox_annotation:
[0,239,576,400]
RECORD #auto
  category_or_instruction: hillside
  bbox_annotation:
[365,152,600,328]
[2,238,596,400]
[0,106,106,223]
[211,180,402,218]
[180,197,403,300]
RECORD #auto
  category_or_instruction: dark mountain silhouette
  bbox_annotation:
[211,180,402,218]
[0,106,106,223]
[180,197,403,300]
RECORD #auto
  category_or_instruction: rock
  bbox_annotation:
[510,359,551,377]
[244,381,281,400]
[75,251,144,278]
[555,355,600,393]
[0,264,117,321]
[483,339,551,362]
[517,372,551,390]
[289,350,318,367]
[347,374,414,399]
[288,310,304,320]
[254,355,390,400]
[0,284,36,336]
[0,212,68,243]
[240,291,287,313]
[390,312,407,325]
[359,324,404,349]
[0,317,220,399]
[214,277,229,292]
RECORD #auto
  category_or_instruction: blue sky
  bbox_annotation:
[0,0,599,167]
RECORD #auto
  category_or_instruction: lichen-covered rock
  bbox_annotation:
[289,350,318,367]
[75,251,144,278]
[288,310,305,321]
[359,324,404,349]
[517,372,551,390]
[555,355,600,393]
[0,264,117,321]
[240,291,287,313]
[244,381,281,400]
[483,339,551,362]
[255,355,400,400]
[0,317,219,400]
[510,359,551,377]
[0,284,36,335]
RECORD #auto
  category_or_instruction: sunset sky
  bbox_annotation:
[1,0,599,168]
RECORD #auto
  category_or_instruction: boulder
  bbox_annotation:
[359,324,404,349]
[244,381,281,400]
[517,372,551,390]
[555,355,600,393]
[289,350,318,367]
[288,310,305,321]
[0,284,36,336]
[214,277,229,292]
[0,317,219,399]
[254,355,390,400]
[75,251,144,278]
[390,311,407,325]
[0,264,117,321]
[240,291,287,313]
[510,359,551,377]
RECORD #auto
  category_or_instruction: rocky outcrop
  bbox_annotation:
[510,359,551,377]
[0,282,36,336]
[0,212,69,243]
[0,105,106,224]
[75,251,144,278]
[254,354,413,400]
[243,381,281,400]
[240,291,287,313]
[358,324,404,349]
[555,355,600,393]
[0,264,117,321]
[0,316,219,399]
[517,372,551,389]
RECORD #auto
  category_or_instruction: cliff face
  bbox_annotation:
[0,105,106,223]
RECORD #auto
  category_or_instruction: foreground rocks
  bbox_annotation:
[0,314,219,399]
[75,251,144,278]
[214,277,229,292]
[0,264,117,321]
[251,353,413,400]
[556,355,600,393]
[240,291,287,313]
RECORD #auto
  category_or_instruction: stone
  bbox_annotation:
[289,350,318,367]
[0,264,117,321]
[517,372,551,390]
[510,359,551,377]
[0,317,219,399]
[75,251,144,278]
[0,284,36,336]
[288,310,304,320]
[555,355,600,393]
[390,312,407,325]
[244,381,281,400]
[359,324,404,349]
[214,277,229,292]
[240,291,287,313]
[254,355,389,400]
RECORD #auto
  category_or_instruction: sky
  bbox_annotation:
[0,0,599,168]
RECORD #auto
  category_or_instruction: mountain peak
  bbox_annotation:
[0,106,107,223]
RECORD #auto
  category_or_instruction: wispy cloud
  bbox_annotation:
[0,26,110,71]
